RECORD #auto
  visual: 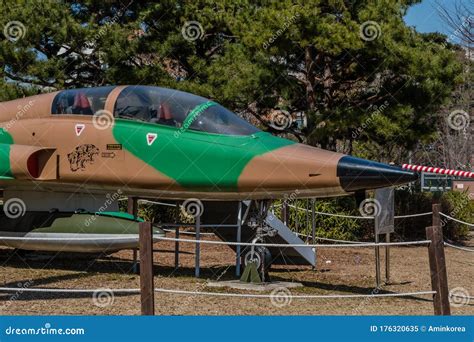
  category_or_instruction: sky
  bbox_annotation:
[404,0,471,41]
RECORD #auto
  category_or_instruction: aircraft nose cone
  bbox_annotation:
[337,156,418,192]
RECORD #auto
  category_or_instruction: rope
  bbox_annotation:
[295,232,364,244]
[0,286,436,299]
[286,204,374,219]
[0,287,139,294]
[394,212,433,219]
[118,198,177,207]
[154,288,436,299]
[163,229,214,236]
[450,294,474,300]
[156,236,431,248]
[444,242,474,252]
[439,213,474,227]
[0,236,149,241]
[285,204,432,219]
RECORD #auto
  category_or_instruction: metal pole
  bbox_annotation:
[306,199,310,235]
[281,202,288,225]
[385,233,390,284]
[375,233,381,287]
[132,249,138,273]
[295,200,299,233]
[174,226,179,270]
[195,215,201,278]
[236,202,242,277]
[139,221,155,315]
[128,197,139,274]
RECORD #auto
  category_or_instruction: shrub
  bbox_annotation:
[275,197,366,241]
[440,190,473,241]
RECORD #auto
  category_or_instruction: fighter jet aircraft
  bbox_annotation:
[0,85,417,253]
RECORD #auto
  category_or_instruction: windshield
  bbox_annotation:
[114,86,260,135]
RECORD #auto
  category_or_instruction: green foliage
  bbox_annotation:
[440,190,473,241]
[393,189,472,241]
[393,189,433,240]
[0,0,462,160]
[118,201,179,224]
[278,189,472,242]
[276,197,366,241]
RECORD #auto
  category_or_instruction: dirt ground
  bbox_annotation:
[0,231,473,316]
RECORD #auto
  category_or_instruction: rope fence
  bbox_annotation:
[439,213,474,228]
[295,232,365,244]
[162,228,214,236]
[450,293,474,300]
[156,236,431,248]
[0,286,437,300]
[280,203,434,220]
[279,204,473,228]
[444,241,474,252]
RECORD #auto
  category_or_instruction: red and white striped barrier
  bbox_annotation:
[402,164,474,178]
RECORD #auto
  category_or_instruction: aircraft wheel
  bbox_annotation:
[243,246,272,271]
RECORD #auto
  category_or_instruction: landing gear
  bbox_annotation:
[240,200,276,283]
[243,245,272,281]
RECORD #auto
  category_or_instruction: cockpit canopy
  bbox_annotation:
[52,85,260,136]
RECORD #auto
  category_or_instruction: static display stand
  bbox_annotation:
[195,215,201,278]
[128,197,139,273]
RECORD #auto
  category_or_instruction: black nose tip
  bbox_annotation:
[337,156,418,192]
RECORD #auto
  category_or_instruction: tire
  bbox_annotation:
[243,246,272,271]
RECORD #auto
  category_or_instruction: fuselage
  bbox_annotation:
[0,85,417,200]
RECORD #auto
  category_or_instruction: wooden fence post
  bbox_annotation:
[426,225,451,315]
[128,196,138,218]
[139,221,155,315]
[432,203,441,227]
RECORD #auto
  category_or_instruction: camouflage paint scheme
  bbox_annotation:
[0,86,415,200]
